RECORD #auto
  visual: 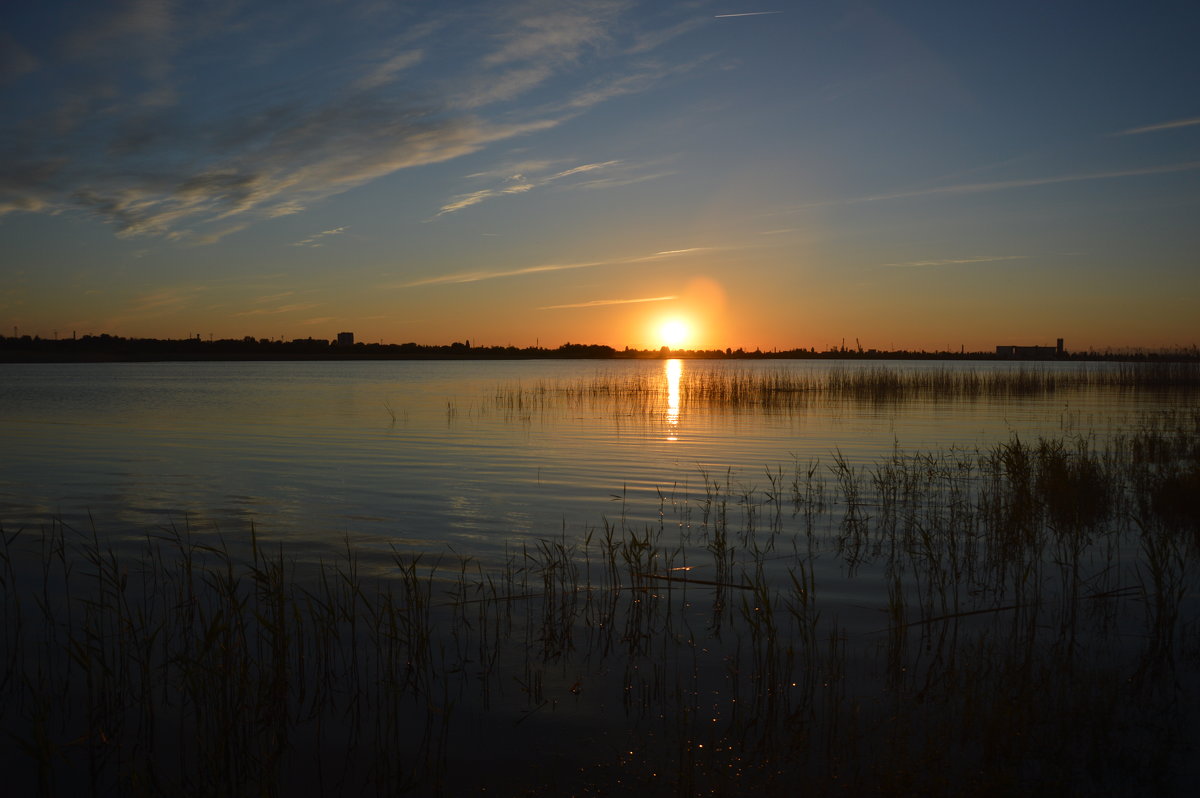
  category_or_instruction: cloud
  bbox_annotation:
[788,161,1200,211]
[435,159,628,216]
[399,259,610,287]
[233,302,321,317]
[650,248,706,256]
[458,2,711,112]
[441,0,627,108]
[0,32,39,83]
[575,170,674,190]
[63,0,179,107]
[6,6,576,238]
[481,1,621,68]
[0,158,62,214]
[714,11,784,19]
[352,50,424,92]
[560,70,659,109]
[882,255,1028,268]
[862,161,1200,202]
[64,0,174,55]
[292,226,348,248]
[451,65,554,109]
[434,157,662,214]
[550,160,620,179]
[254,291,295,303]
[1114,116,1200,136]
[435,182,538,214]
[541,294,676,309]
[127,285,207,315]
[435,190,498,215]
[396,246,707,288]
[465,159,559,180]
[17,98,562,241]
[626,17,709,55]
[2,1,706,241]
[552,54,713,112]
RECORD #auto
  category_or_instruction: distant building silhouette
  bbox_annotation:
[336,332,355,346]
[996,338,1064,359]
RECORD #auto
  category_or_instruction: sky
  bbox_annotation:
[2,0,1198,352]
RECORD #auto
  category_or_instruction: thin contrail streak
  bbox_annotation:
[1115,116,1200,136]
[540,295,677,310]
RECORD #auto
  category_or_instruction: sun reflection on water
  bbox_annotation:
[665,358,681,436]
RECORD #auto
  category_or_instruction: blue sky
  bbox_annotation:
[2,0,1198,350]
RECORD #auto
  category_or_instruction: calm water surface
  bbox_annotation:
[3,358,1197,795]
[0,358,1174,559]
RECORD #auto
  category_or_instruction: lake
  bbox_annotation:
[0,358,1177,555]
[1,358,1197,796]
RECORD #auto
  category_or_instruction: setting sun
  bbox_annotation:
[658,318,691,349]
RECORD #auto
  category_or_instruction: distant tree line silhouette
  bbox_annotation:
[1,333,1196,363]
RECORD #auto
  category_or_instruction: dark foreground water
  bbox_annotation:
[1,359,1197,795]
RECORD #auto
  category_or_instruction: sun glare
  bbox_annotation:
[659,318,691,349]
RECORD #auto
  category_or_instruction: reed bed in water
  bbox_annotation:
[1,412,1198,796]
[490,361,1200,414]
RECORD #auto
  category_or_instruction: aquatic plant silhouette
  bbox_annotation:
[2,408,1197,795]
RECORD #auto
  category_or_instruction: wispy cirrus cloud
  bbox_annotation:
[575,169,675,190]
[882,255,1028,268]
[651,248,705,257]
[1114,116,1200,136]
[2,1,709,242]
[292,226,347,248]
[119,285,208,319]
[552,161,620,179]
[863,162,1200,202]
[435,159,622,216]
[549,54,714,113]
[450,65,555,110]
[352,50,424,92]
[787,161,1200,211]
[464,160,559,180]
[714,11,784,19]
[481,1,622,68]
[541,294,676,310]
[448,0,626,109]
[436,183,537,215]
[233,302,321,317]
[399,259,609,287]
[626,17,710,55]
[253,291,295,303]
[62,0,178,107]
[0,32,39,83]
[13,102,562,242]
[397,247,710,288]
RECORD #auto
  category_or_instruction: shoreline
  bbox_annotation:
[3,343,1197,364]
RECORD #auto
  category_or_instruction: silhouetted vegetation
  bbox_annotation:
[3,409,1197,795]
[0,333,620,362]
[485,362,1200,419]
[3,333,1197,363]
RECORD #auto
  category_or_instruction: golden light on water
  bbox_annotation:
[665,358,681,431]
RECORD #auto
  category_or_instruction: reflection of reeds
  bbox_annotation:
[1,410,1197,795]
[487,362,1200,417]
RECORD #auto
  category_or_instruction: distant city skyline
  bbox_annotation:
[2,1,1198,351]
